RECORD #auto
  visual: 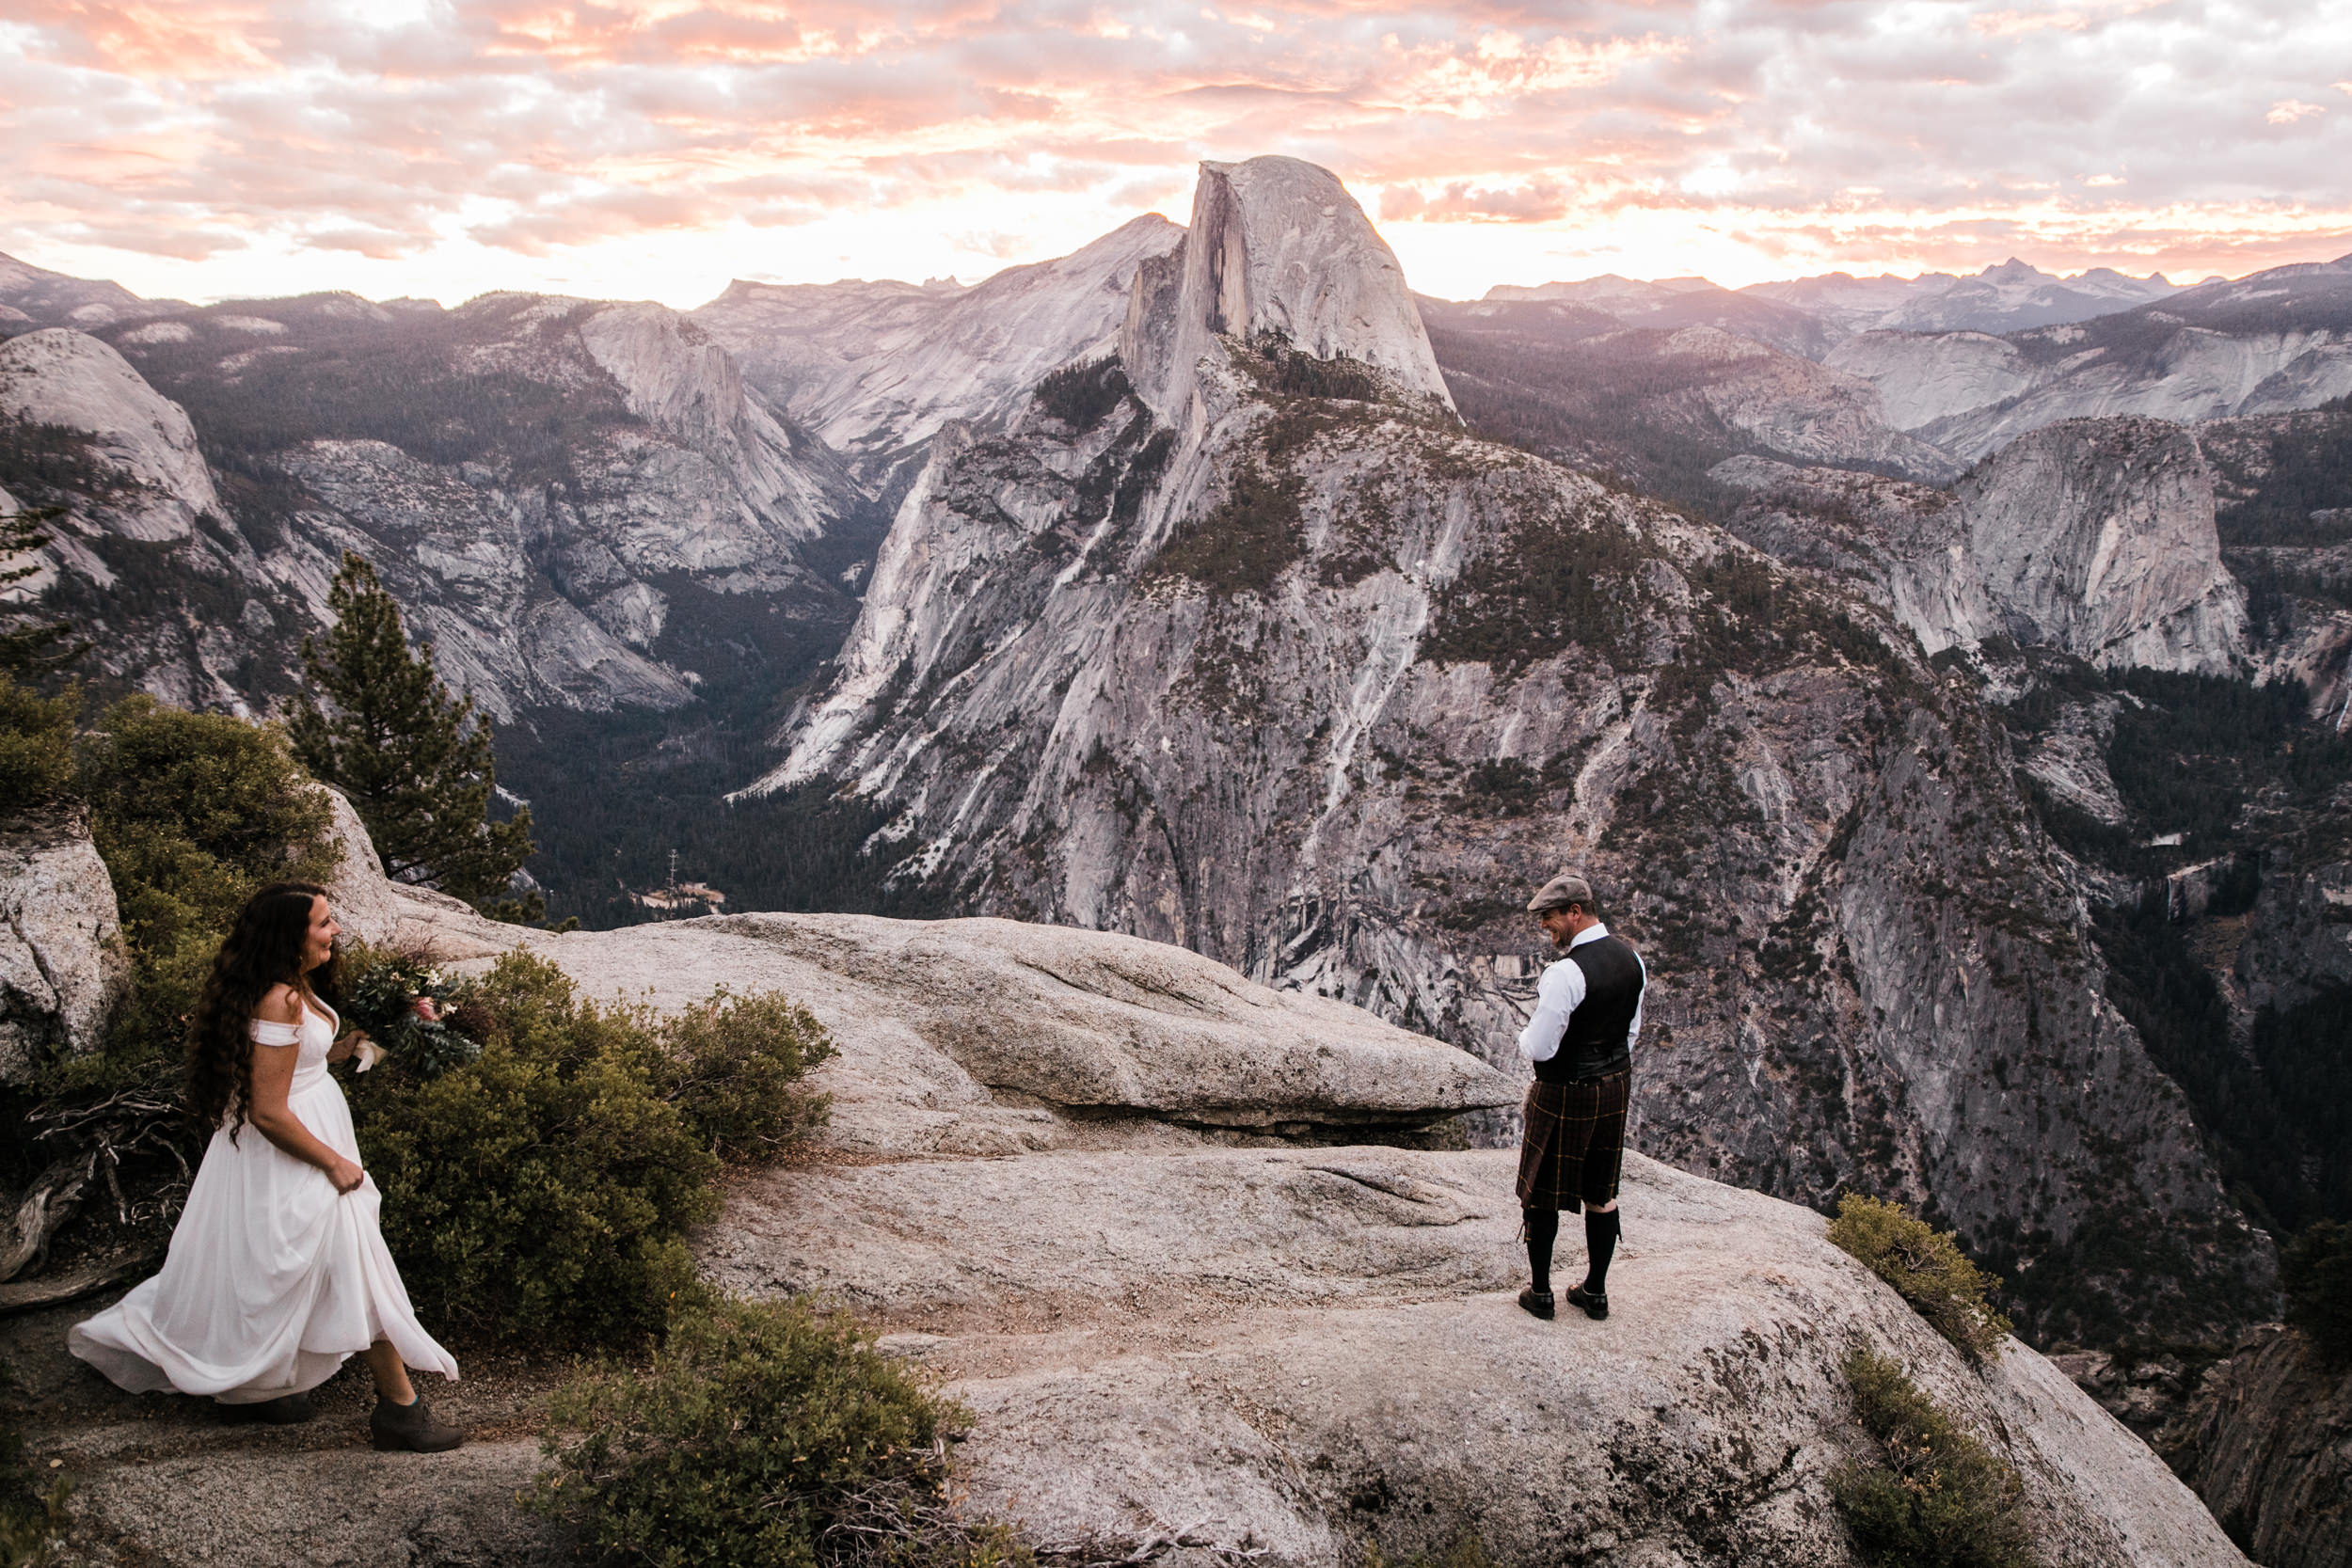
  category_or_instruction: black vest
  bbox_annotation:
[1534,934,1645,1085]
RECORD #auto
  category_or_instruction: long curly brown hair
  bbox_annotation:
[187,880,342,1138]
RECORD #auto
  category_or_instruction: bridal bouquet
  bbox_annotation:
[342,955,482,1078]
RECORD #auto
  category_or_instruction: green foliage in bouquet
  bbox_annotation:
[347,952,833,1346]
[535,1294,1027,1568]
[340,952,481,1078]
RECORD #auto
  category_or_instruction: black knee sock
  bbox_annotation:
[1524,1208,1559,1294]
[1582,1208,1619,1294]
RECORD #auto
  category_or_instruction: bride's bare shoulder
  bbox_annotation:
[255,984,302,1024]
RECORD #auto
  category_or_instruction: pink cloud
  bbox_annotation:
[0,0,2344,293]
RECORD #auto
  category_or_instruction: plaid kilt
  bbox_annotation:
[1515,1069,1631,1212]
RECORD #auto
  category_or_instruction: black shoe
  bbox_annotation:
[1518,1287,1555,1320]
[222,1391,316,1425]
[1566,1284,1609,1321]
[371,1393,465,1453]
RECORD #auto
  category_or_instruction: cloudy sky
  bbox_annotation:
[3,0,2348,308]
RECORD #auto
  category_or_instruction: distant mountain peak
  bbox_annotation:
[1120,156,1453,420]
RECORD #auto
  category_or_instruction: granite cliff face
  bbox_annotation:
[2162,1325,2351,1568]
[1122,157,1454,422]
[0,330,224,542]
[2,296,870,719]
[1823,257,2352,461]
[691,215,1183,475]
[1718,418,2249,674]
[761,159,2271,1348]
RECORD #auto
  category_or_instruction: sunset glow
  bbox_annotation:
[3,0,2347,306]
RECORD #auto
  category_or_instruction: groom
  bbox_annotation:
[1514,871,1646,1323]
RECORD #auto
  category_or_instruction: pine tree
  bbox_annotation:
[0,503,82,675]
[288,552,543,922]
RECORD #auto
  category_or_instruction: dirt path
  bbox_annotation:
[3,1292,575,1567]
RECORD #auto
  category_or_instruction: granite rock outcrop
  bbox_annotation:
[1121,157,1454,423]
[0,805,126,1085]
[0,329,224,542]
[521,912,1518,1154]
[692,216,1184,477]
[0,876,2253,1566]
[0,296,871,719]
[1719,418,2249,674]
[702,1146,2245,1568]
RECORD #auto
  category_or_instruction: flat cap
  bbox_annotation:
[1526,871,1595,914]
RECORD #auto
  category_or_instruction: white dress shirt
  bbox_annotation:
[1518,922,1647,1064]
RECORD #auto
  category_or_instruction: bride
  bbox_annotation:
[71,881,464,1450]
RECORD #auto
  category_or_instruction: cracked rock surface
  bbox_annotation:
[706,1148,2247,1568]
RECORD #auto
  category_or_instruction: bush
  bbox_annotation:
[1831,1348,2037,1568]
[653,989,836,1163]
[2282,1220,2352,1365]
[536,1295,1027,1568]
[72,696,337,1078]
[1032,358,1132,434]
[0,677,74,816]
[349,952,715,1345]
[347,952,832,1346]
[1829,1195,2013,1357]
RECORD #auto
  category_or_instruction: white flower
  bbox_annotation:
[355,1037,387,1074]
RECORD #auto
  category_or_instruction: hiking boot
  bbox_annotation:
[1517,1287,1555,1320]
[1565,1284,1609,1321]
[370,1393,464,1453]
[222,1391,316,1425]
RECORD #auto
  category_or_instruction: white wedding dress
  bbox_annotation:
[70,996,457,1403]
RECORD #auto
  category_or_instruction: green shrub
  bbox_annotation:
[349,952,718,1345]
[0,677,75,816]
[652,989,836,1163]
[1831,1348,2037,1568]
[2282,1220,2352,1365]
[348,952,833,1346]
[1829,1196,2013,1357]
[536,1295,1027,1568]
[71,695,337,1079]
